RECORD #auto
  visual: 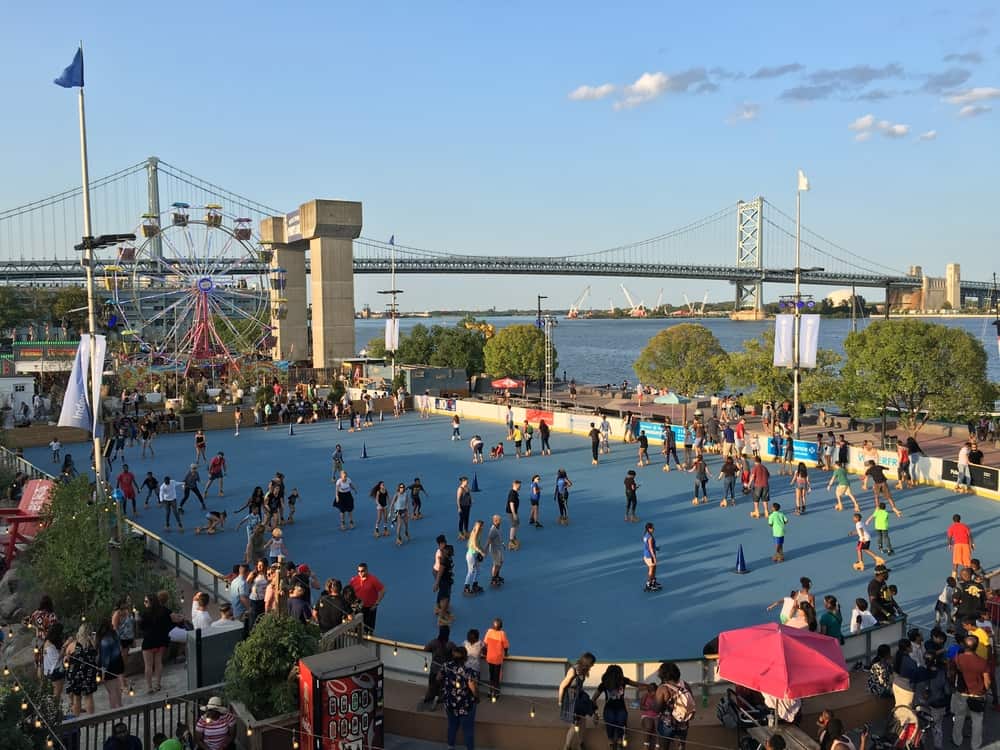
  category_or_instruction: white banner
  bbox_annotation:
[58,338,91,430]
[384,318,399,352]
[57,334,106,435]
[773,314,794,367]
[90,335,106,436]
[799,315,820,369]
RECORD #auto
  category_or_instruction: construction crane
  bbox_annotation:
[681,291,710,317]
[566,285,591,319]
[654,289,664,315]
[620,284,647,318]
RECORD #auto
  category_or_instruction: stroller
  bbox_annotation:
[866,705,934,750]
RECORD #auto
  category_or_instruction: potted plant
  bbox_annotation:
[225,612,319,749]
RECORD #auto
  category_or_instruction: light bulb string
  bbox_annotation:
[0,663,70,750]
[6,655,748,750]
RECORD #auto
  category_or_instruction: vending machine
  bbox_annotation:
[299,646,384,750]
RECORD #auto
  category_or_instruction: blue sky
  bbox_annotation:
[1,1,998,311]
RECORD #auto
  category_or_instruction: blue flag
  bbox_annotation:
[54,47,84,88]
[388,235,394,246]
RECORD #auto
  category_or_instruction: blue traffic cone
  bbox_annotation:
[471,473,480,492]
[361,442,368,459]
[288,422,294,436]
[734,544,749,574]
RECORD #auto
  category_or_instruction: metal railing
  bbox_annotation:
[125,521,230,603]
[62,685,220,750]
[0,445,55,481]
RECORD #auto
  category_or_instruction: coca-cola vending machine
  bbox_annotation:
[299,647,384,750]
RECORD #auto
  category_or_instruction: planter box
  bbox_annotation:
[231,701,297,750]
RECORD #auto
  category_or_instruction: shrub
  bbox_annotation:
[224,611,319,718]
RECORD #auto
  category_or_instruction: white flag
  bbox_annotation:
[799,315,821,369]
[89,335,107,437]
[58,338,92,431]
[384,318,399,352]
[773,315,795,367]
[797,169,810,191]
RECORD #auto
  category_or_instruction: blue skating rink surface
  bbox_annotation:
[25,416,1000,662]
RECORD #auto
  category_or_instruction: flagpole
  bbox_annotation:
[75,45,105,494]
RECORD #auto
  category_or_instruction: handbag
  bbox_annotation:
[475,552,484,563]
[966,695,986,713]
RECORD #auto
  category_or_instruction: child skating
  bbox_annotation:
[768,502,788,562]
[642,522,661,591]
[866,502,894,555]
[195,510,227,534]
[851,512,884,571]
[624,470,639,522]
[827,461,860,513]
[791,462,811,515]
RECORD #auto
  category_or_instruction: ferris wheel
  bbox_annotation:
[105,203,278,374]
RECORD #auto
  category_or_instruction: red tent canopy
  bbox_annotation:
[491,377,524,389]
[717,623,849,699]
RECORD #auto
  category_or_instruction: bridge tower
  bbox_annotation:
[260,200,362,367]
[145,156,163,261]
[735,197,764,315]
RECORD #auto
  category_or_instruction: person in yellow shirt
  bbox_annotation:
[961,616,992,661]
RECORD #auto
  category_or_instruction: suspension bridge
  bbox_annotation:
[0,156,993,308]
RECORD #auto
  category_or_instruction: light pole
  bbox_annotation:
[793,170,810,439]
[377,239,403,383]
[536,295,547,397]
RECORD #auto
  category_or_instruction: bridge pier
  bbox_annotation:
[260,200,362,366]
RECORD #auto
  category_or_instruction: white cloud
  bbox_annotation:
[959,104,992,117]
[728,102,760,123]
[878,121,910,138]
[944,86,1000,105]
[568,83,615,101]
[848,113,909,140]
[612,68,713,109]
[848,113,876,131]
[917,130,938,141]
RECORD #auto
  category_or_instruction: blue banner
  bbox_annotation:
[763,436,819,462]
[637,421,686,444]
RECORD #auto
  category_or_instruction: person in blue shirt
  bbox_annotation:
[528,474,543,528]
[642,522,662,592]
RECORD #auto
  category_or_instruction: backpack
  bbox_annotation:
[665,681,697,725]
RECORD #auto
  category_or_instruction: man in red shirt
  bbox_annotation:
[749,456,770,519]
[947,513,975,578]
[349,562,386,633]
[116,464,137,516]
[950,635,991,749]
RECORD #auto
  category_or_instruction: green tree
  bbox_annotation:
[396,323,435,364]
[0,679,61,750]
[430,325,486,377]
[0,288,27,330]
[225,612,319,717]
[21,478,176,623]
[634,323,727,396]
[722,328,840,405]
[484,323,554,381]
[52,286,88,331]
[364,335,386,359]
[838,319,993,434]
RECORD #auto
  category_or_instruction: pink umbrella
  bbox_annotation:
[491,377,524,389]
[717,623,849,699]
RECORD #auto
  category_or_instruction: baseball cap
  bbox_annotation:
[297,564,311,574]
[874,564,891,574]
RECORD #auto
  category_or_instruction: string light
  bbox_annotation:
[165,701,172,710]
[21,701,28,711]
[246,728,253,737]
[4,665,10,675]
[490,694,496,703]
[12,683,20,692]
[96,674,102,683]
[35,719,43,729]
[46,740,54,748]
[623,737,629,747]
[129,684,135,697]
[529,704,535,718]
[423,659,429,672]
[292,733,299,750]
[392,643,398,656]
[62,659,69,670]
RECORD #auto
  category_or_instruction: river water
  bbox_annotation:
[356,315,1000,386]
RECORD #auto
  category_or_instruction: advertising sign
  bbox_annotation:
[941,460,1000,493]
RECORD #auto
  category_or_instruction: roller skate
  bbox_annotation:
[490,575,505,588]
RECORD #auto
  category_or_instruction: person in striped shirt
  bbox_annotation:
[195,697,236,750]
